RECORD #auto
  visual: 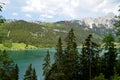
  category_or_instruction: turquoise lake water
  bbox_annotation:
[6,48,84,80]
[7,48,55,80]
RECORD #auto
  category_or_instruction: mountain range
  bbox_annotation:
[0,13,117,48]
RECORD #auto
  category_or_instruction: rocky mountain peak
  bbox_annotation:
[81,13,116,29]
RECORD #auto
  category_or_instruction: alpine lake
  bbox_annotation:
[7,48,56,80]
[7,48,83,80]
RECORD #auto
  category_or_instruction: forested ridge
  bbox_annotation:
[0,19,113,48]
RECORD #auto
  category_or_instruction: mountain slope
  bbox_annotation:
[0,13,116,48]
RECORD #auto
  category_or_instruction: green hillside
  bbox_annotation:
[0,20,107,48]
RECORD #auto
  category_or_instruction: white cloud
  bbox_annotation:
[41,14,53,19]
[93,0,120,14]
[12,12,18,16]
[22,0,120,19]
[22,0,79,18]
[25,14,32,18]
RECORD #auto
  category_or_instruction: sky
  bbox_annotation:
[0,0,120,22]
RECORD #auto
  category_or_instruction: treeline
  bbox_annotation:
[41,11,120,79]
[42,29,120,80]
[0,28,120,80]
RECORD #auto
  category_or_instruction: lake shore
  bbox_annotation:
[0,43,37,51]
[0,43,83,51]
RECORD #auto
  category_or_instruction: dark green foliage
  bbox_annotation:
[62,28,80,80]
[0,50,19,80]
[103,33,115,48]
[102,34,117,79]
[0,50,14,80]
[80,34,100,80]
[31,68,37,80]
[24,64,32,80]
[0,2,5,25]
[55,37,63,64]
[114,7,120,77]
[0,16,5,25]
[42,28,120,80]
[45,37,66,80]
[114,8,120,41]
[92,73,105,80]
[15,64,19,80]
[23,64,37,80]
[113,7,120,76]
[116,56,120,76]
[43,51,50,77]
[0,3,6,43]
[111,74,120,80]
[11,64,19,80]
[45,29,80,80]
[45,62,66,80]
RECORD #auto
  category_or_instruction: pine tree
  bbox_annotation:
[113,7,120,76]
[11,64,19,80]
[0,50,18,80]
[45,37,66,80]
[23,64,37,80]
[14,64,19,80]
[80,34,100,80]
[62,28,80,80]
[15,64,19,80]
[45,62,66,80]
[23,64,32,80]
[0,2,6,43]
[102,34,117,79]
[0,2,5,25]
[114,8,120,41]
[31,68,37,80]
[44,29,80,80]
[43,50,50,77]
[55,37,63,64]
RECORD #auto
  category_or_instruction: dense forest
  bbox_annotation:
[1,28,120,80]
[1,2,120,80]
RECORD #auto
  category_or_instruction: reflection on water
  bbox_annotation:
[7,48,55,80]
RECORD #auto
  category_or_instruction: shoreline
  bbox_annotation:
[4,47,82,51]
[2,47,56,51]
